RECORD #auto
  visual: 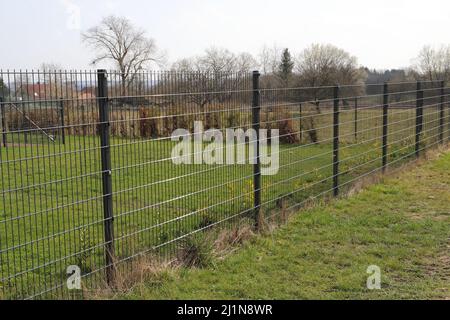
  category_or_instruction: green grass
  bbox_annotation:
[0,106,447,299]
[123,151,450,300]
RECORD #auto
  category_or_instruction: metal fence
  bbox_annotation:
[0,69,448,299]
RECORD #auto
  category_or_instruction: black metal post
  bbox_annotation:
[0,97,7,147]
[299,103,302,142]
[333,86,340,197]
[382,83,389,173]
[447,85,450,143]
[97,69,115,284]
[81,104,87,136]
[354,97,358,141]
[415,81,424,158]
[59,98,65,145]
[447,84,450,142]
[22,102,28,145]
[252,71,261,229]
[439,81,444,144]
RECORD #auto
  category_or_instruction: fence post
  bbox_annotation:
[447,83,450,142]
[81,104,87,136]
[415,81,423,158]
[333,85,340,197]
[299,103,302,142]
[354,97,358,141]
[382,83,389,173]
[59,98,65,145]
[252,71,261,229]
[22,102,28,145]
[439,80,444,144]
[0,97,6,147]
[97,69,115,284]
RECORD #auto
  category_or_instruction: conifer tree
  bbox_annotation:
[278,48,294,83]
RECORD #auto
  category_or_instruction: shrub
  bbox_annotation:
[177,236,215,268]
[277,118,299,144]
[138,107,158,138]
[304,117,318,144]
[76,228,95,273]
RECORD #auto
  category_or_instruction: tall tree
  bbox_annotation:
[258,44,282,75]
[171,48,258,108]
[278,48,294,84]
[295,44,366,142]
[82,15,165,95]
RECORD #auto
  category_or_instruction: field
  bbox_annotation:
[122,149,450,300]
[0,105,448,299]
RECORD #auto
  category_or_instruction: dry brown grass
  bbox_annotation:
[83,254,176,300]
[86,218,259,298]
[6,108,59,130]
[214,222,255,259]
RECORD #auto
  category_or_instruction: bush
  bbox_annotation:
[7,108,59,131]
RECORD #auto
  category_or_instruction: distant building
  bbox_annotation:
[78,87,96,100]
[19,83,53,100]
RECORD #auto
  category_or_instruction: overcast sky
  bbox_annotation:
[1,0,449,70]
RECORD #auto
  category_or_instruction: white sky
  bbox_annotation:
[1,0,449,70]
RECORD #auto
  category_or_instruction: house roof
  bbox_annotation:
[78,86,96,100]
[20,84,98,99]
[78,92,96,100]
[21,83,52,99]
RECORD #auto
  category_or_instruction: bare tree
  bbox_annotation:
[170,57,212,109]
[296,44,366,110]
[412,45,450,82]
[40,63,62,72]
[82,15,164,95]
[171,58,198,72]
[198,48,237,73]
[39,63,64,90]
[257,45,286,90]
[171,48,257,108]
[258,44,282,75]
[295,44,366,142]
[235,52,259,73]
[172,47,257,75]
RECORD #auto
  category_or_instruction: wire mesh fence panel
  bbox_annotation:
[105,71,255,270]
[0,69,449,299]
[0,70,106,299]
[259,84,335,215]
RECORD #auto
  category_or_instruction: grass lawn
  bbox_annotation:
[0,106,447,299]
[122,150,450,300]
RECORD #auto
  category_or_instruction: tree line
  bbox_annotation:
[1,14,450,99]
[80,16,450,92]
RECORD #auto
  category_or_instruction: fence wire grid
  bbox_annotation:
[0,69,449,299]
